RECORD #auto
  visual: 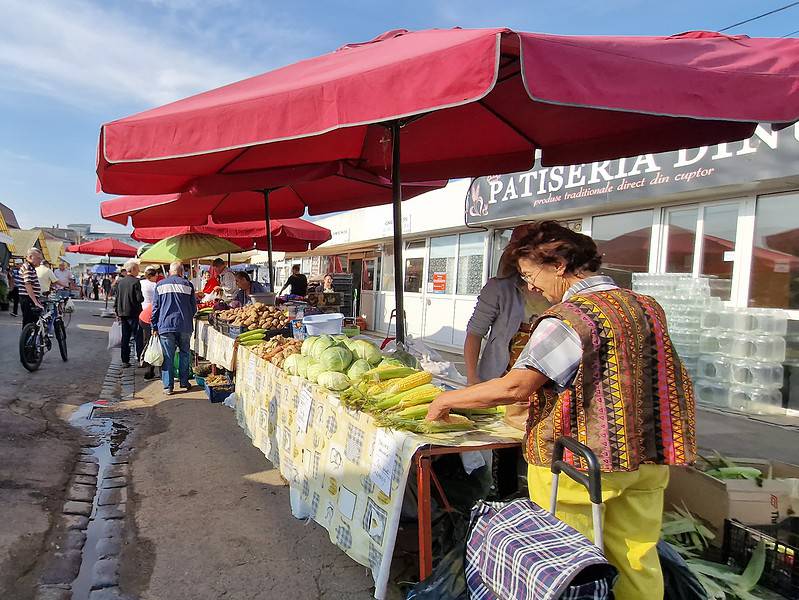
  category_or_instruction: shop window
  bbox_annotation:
[664,207,698,273]
[404,240,426,294]
[301,257,312,274]
[491,229,513,277]
[381,245,394,292]
[750,193,799,310]
[700,203,739,301]
[362,258,376,291]
[457,232,485,295]
[427,235,456,294]
[591,210,654,287]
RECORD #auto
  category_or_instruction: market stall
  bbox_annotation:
[189,311,522,599]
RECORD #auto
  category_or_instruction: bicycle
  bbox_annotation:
[19,297,68,372]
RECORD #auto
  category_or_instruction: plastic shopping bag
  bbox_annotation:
[143,335,164,366]
[107,321,122,350]
[64,298,75,313]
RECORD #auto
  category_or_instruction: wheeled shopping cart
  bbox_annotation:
[465,437,618,600]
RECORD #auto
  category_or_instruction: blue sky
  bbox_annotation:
[1,0,796,232]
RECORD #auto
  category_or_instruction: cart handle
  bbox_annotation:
[550,436,602,505]
[550,437,604,551]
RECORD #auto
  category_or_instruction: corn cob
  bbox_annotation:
[366,379,396,396]
[392,384,441,409]
[376,414,475,433]
[383,371,432,395]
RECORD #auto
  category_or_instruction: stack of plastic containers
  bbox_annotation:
[632,273,788,415]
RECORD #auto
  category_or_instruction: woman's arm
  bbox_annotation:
[463,332,483,386]
[426,368,549,420]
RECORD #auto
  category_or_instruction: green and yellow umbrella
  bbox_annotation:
[138,233,242,263]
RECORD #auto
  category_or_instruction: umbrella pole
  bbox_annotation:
[104,255,110,310]
[390,121,405,345]
[262,189,274,292]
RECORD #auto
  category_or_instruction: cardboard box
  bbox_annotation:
[664,457,799,544]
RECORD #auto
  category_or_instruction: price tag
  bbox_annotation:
[296,385,314,434]
[369,428,398,497]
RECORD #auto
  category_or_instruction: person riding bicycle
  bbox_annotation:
[14,248,45,326]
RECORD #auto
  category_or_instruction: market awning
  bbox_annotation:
[97,29,799,194]
[138,233,243,263]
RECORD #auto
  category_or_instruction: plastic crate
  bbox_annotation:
[228,324,248,338]
[722,518,799,597]
[205,383,234,404]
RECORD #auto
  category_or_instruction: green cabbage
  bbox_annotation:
[311,335,336,360]
[301,336,317,357]
[346,359,371,381]
[306,362,325,384]
[283,353,302,375]
[295,356,313,379]
[352,340,383,365]
[317,371,351,391]
[319,346,353,373]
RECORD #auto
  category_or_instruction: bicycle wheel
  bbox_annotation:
[19,323,43,372]
[55,319,68,361]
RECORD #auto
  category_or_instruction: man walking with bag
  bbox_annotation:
[151,261,197,395]
[114,259,144,368]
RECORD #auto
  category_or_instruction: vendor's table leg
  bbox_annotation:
[416,452,433,581]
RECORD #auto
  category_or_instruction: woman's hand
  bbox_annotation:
[425,393,452,421]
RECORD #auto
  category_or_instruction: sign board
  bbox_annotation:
[466,125,799,225]
[432,272,447,293]
[330,228,351,245]
[381,215,412,237]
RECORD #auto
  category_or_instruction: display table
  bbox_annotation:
[191,320,236,371]
[232,345,523,599]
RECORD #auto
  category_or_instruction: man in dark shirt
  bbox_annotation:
[279,264,308,296]
[114,260,144,367]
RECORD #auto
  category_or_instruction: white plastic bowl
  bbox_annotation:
[302,313,344,336]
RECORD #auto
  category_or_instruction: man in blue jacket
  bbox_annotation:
[151,261,197,395]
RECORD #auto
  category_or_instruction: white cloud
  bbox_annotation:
[0,0,251,109]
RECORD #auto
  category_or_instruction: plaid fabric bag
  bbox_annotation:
[465,498,617,600]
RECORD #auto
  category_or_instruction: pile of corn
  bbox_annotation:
[341,366,477,434]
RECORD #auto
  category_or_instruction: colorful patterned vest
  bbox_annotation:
[524,289,697,472]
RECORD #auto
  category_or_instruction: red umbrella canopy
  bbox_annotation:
[131,217,331,252]
[66,237,138,257]
[97,28,799,195]
[99,162,444,225]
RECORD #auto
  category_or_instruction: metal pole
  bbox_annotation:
[263,189,275,292]
[390,121,405,345]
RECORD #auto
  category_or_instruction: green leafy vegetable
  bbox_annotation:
[319,346,353,373]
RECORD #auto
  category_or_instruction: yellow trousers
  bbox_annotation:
[528,464,669,600]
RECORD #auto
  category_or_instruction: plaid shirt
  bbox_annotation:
[513,276,617,389]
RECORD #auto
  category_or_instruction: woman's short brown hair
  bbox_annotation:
[512,221,602,274]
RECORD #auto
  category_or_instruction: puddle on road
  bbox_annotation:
[68,402,130,600]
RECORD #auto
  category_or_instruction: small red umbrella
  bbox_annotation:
[66,237,138,258]
[66,238,138,309]
[97,28,799,343]
[131,217,331,253]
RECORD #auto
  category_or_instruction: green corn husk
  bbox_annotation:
[361,366,417,382]
[392,384,441,408]
[452,407,501,417]
[395,404,432,420]
[340,386,369,410]
[705,466,763,481]
[375,414,475,434]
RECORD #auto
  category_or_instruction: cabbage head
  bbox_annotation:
[352,340,383,365]
[311,335,336,360]
[319,346,353,373]
[295,356,313,379]
[283,353,302,375]
[306,362,325,384]
[346,359,371,381]
[317,371,351,391]
[301,336,317,357]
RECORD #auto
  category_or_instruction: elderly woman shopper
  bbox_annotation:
[427,221,696,600]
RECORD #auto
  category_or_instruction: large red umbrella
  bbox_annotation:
[131,217,331,253]
[66,237,137,258]
[96,28,799,342]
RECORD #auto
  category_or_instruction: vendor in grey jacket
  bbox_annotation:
[465,225,550,385]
